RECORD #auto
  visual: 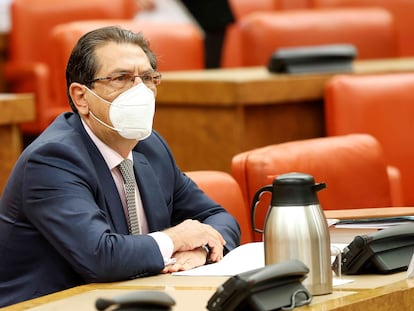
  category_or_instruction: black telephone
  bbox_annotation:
[267,44,356,74]
[95,290,175,311]
[207,259,312,311]
[332,223,414,275]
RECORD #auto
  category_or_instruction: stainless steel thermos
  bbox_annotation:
[251,172,332,295]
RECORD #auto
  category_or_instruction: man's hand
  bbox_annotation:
[161,247,210,273]
[163,219,225,262]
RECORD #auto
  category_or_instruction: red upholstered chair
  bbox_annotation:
[228,0,277,20]
[5,0,137,136]
[324,73,414,206]
[185,170,253,244]
[231,134,403,241]
[312,0,414,57]
[50,20,205,117]
[228,0,312,20]
[224,0,312,67]
[222,7,398,68]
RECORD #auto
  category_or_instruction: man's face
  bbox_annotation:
[83,42,157,139]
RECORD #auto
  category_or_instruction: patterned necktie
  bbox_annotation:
[118,159,140,235]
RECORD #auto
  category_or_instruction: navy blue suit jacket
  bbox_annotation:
[0,112,240,307]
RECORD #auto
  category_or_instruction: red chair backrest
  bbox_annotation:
[222,7,397,68]
[51,19,205,119]
[325,72,414,206]
[231,134,398,241]
[312,0,414,56]
[185,170,254,244]
[5,0,137,135]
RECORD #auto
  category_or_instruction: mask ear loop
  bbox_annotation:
[84,85,112,105]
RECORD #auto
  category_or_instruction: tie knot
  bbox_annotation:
[118,159,134,183]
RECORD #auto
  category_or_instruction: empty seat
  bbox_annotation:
[222,7,398,67]
[231,134,402,241]
[313,0,414,56]
[325,72,414,206]
[185,170,253,244]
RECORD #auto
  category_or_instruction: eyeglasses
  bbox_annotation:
[87,71,162,90]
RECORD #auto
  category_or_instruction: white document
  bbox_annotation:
[173,242,353,286]
[173,242,265,276]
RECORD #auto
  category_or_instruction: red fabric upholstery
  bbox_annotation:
[228,0,277,20]
[231,134,402,241]
[5,0,137,136]
[313,0,414,57]
[51,20,204,116]
[224,0,312,67]
[228,0,312,20]
[185,170,253,244]
[325,73,414,206]
[222,7,397,68]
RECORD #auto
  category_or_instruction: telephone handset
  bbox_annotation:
[207,259,312,311]
[95,290,175,311]
[332,223,414,275]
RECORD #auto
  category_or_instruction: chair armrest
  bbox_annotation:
[387,165,405,206]
[5,61,56,133]
[4,61,49,84]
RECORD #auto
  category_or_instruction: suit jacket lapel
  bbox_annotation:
[72,116,129,234]
[132,152,170,232]
[93,156,129,234]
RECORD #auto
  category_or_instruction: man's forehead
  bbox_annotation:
[94,42,151,73]
[94,41,146,59]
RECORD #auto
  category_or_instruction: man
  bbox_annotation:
[0,26,240,307]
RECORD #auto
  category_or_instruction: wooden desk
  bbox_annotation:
[0,93,35,192]
[326,207,414,243]
[3,272,414,311]
[325,207,414,220]
[4,208,414,310]
[155,58,414,172]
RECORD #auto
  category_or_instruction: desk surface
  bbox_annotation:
[0,93,35,125]
[325,207,414,220]
[3,272,414,311]
[3,216,414,311]
[157,57,414,105]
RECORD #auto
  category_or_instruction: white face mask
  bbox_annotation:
[86,83,155,140]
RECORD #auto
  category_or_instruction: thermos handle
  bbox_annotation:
[251,185,273,233]
[312,182,326,192]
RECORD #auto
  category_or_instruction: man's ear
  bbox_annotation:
[70,83,89,115]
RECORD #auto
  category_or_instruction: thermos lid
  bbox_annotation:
[272,172,326,206]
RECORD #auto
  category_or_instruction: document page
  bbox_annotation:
[173,242,353,286]
[173,242,264,276]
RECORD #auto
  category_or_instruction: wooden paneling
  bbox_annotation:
[155,59,414,172]
[0,94,35,191]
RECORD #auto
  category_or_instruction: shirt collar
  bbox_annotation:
[81,118,133,170]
